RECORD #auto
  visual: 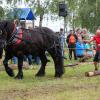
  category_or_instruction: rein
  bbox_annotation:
[5,26,32,46]
[6,24,18,45]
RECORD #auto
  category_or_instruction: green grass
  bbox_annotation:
[0,60,100,100]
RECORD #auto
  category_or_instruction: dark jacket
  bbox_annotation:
[66,34,78,48]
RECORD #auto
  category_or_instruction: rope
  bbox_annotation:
[64,47,95,50]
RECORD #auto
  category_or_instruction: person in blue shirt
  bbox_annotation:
[59,28,65,57]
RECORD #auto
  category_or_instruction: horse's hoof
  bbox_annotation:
[9,72,15,77]
[35,73,45,77]
[8,73,14,77]
[15,76,23,80]
[15,75,23,80]
[55,74,62,78]
[6,69,14,77]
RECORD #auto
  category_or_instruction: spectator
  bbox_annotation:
[84,29,100,70]
[76,28,83,43]
[81,28,90,40]
[82,28,92,57]
[59,28,66,56]
[14,19,21,30]
[23,55,33,65]
[12,56,17,64]
[34,56,40,65]
[66,30,78,60]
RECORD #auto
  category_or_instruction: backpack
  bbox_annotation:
[69,35,76,44]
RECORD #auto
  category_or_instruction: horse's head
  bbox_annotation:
[0,20,14,48]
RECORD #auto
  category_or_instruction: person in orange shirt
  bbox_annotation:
[66,30,78,60]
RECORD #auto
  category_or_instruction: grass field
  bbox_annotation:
[0,59,100,100]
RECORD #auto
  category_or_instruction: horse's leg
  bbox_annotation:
[48,47,64,77]
[3,54,14,77]
[15,56,23,79]
[35,54,48,77]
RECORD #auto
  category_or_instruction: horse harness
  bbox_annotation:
[5,27,32,46]
[4,25,67,60]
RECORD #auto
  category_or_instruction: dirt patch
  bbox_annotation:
[0,66,4,71]
[0,83,99,100]
[0,84,65,100]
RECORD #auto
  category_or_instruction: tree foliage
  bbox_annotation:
[77,0,100,32]
[0,6,4,20]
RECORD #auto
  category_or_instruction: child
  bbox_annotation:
[84,29,100,70]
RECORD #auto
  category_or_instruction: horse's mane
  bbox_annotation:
[4,20,14,33]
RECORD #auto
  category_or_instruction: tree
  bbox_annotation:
[0,6,4,20]
[35,0,50,27]
[27,0,51,27]
[78,0,100,32]
[4,0,21,20]
[78,0,95,32]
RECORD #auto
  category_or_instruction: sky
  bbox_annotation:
[34,16,65,32]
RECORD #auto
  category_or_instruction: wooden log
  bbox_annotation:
[85,70,100,77]
[64,63,78,67]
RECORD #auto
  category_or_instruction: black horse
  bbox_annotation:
[0,20,64,79]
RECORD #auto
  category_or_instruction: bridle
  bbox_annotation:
[4,23,23,46]
[6,24,18,45]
